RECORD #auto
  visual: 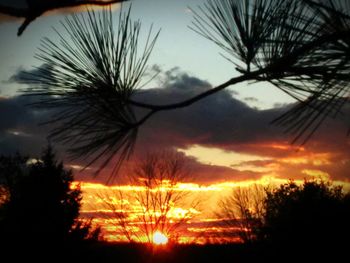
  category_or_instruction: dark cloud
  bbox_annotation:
[6,66,350,184]
[9,64,46,83]
[134,72,287,151]
[0,92,72,166]
[0,95,105,185]
[0,95,32,131]
[132,71,350,183]
[0,95,52,155]
[133,71,349,150]
[8,63,56,90]
[0,93,106,183]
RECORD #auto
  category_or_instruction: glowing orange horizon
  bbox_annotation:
[76,176,350,244]
[73,142,350,244]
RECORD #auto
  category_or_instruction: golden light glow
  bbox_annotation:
[46,2,122,16]
[178,145,270,168]
[76,175,350,243]
[73,141,350,244]
[280,153,331,166]
[302,169,331,181]
[152,231,168,245]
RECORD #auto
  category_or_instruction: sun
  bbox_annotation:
[152,231,168,245]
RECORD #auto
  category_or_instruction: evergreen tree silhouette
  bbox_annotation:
[0,146,83,246]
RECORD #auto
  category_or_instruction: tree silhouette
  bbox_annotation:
[216,184,266,243]
[99,151,200,244]
[215,180,350,260]
[20,0,350,176]
[257,180,350,260]
[0,146,99,246]
[0,0,128,36]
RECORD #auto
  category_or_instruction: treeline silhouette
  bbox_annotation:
[218,180,350,262]
[260,180,350,261]
[1,147,349,262]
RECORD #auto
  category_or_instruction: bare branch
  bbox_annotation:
[99,152,199,243]
[216,184,266,243]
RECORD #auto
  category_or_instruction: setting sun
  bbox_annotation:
[152,231,168,245]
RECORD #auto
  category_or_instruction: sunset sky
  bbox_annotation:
[1,0,350,243]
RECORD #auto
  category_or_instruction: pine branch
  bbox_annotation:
[0,0,129,36]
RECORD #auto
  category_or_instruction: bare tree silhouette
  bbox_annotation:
[99,152,200,243]
[216,184,266,243]
[21,0,350,176]
[0,0,128,36]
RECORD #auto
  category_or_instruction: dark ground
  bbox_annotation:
[2,240,340,263]
[1,241,267,263]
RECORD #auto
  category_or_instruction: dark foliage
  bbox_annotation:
[257,180,350,260]
[0,146,99,248]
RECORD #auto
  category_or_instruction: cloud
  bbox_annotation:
[133,69,350,148]
[0,95,54,154]
[0,92,72,164]
[132,70,350,183]
[9,63,54,84]
[7,65,350,184]
[133,71,286,150]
